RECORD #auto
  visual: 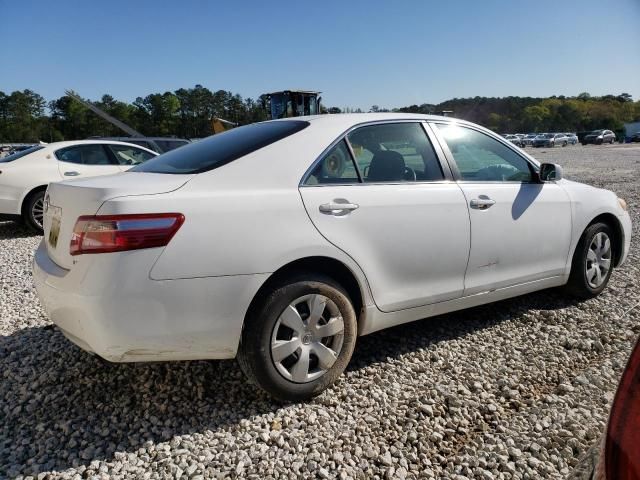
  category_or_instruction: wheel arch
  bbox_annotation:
[20,185,48,216]
[244,256,366,328]
[588,213,624,267]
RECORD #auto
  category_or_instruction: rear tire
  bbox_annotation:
[237,273,357,401]
[23,190,45,234]
[565,222,614,298]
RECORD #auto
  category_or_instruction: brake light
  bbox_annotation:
[605,336,640,480]
[70,213,184,256]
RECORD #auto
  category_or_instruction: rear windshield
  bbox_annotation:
[132,121,309,174]
[0,145,44,163]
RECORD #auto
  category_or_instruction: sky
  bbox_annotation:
[1,0,639,110]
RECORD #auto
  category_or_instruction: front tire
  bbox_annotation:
[237,274,357,401]
[565,222,614,298]
[23,190,45,233]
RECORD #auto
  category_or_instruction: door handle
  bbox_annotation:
[470,198,496,210]
[64,171,80,176]
[319,200,359,215]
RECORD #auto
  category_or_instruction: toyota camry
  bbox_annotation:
[33,114,632,400]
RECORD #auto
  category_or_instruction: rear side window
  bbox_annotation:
[348,123,444,182]
[132,121,309,174]
[55,145,115,165]
[304,140,359,185]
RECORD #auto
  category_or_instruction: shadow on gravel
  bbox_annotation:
[0,289,583,475]
[0,220,39,240]
[350,288,583,370]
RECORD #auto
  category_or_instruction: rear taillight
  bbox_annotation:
[605,336,640,480]
[70,213,184,256]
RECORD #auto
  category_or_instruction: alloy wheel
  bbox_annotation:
[270,294,345,383]
[586,232,612,288]
[31,197,45,229]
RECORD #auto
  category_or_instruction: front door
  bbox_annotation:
[299,122,471,312]
[432,123,572,296]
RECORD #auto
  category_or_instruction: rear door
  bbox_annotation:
[299,122,471,312]
[55,144,122,179]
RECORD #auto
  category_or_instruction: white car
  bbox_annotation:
[32,114,632,400]
[0,140,157,231]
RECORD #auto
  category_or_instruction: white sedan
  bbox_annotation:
[32,114,631,400]
[0,140,157,231]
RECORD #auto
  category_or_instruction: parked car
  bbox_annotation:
[33,113,631,401]
[522,133,538,146]
[565,133,579,145]
[0,140,157,231]
[90,136,190,153]
[533,133,568,147]
[570,336,640,479]
[503,134,524,147]
[629,132,640,143]
[533,133,554,147]
[582,130,616,145]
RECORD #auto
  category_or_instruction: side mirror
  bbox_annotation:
[539,163,563,182]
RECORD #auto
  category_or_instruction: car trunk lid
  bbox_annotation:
[43,172,193,269]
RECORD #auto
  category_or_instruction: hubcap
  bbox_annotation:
[32,198,44,228]
[270,294,345,383]
[585,232,612,288]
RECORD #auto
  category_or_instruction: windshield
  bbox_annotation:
[544,133,554,138]
[0,145,44,163]
[591,130,604,135]
[132,120,309,174]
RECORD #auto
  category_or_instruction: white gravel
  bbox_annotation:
[1,144,639,479]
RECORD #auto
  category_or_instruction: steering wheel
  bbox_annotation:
[403,166,417,181]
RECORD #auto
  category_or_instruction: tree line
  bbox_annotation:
[1,87,638,143]
[394,92,640,134]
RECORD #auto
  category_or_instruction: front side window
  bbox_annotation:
[108,144,156,165]
[435,124,533,182]
[347,123,443,183]
[55,144,114,165]
[133,120,309,174]
[304,140,359,185]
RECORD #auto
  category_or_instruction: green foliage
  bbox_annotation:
[0,85,269,142]
[396,94,640,133]
[0,88,638,142]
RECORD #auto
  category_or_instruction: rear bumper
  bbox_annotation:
[32,240,268,362]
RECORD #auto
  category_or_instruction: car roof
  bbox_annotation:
[95,136,189,142]
[40,139,159,152]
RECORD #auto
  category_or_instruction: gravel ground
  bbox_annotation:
[1,144,639,479]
